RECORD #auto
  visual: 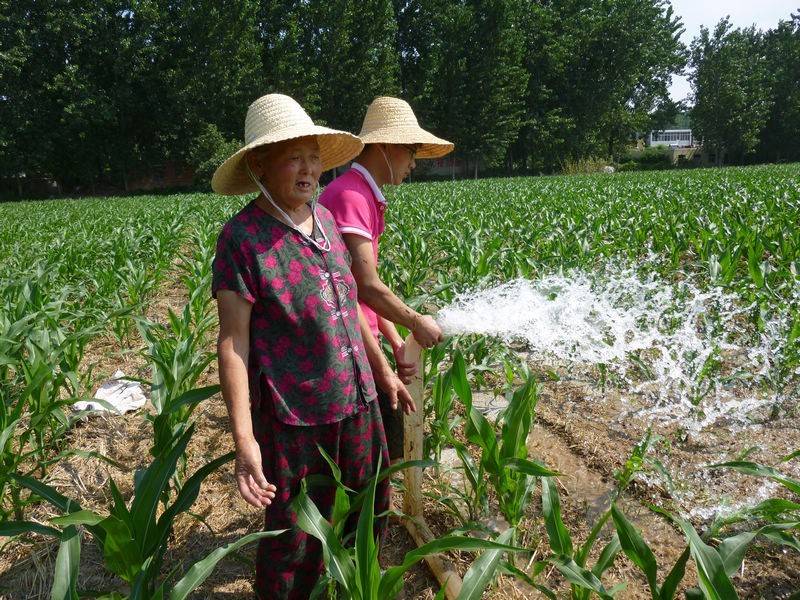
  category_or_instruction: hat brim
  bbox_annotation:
[358,127,454,159]
[211,126,363,195]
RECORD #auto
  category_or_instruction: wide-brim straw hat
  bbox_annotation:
[358,96,454,159]
[212,94,363,195]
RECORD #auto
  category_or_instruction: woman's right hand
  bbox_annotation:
[234,436,277,508]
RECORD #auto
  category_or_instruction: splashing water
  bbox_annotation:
[436,264,796,432]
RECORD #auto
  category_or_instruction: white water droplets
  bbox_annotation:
[436,264,794,431]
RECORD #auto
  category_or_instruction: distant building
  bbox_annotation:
[647,129,694,147]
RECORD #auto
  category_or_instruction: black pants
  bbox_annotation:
[377,388,404,460]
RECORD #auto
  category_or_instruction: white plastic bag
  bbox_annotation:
[73,370,147,414]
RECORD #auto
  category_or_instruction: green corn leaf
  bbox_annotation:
[355,454,381,599]
[499,379,537,463]
[99,515,143,583]
[672,515,738,600]
[291,481,355,592]
[717,531,756,577]
[541,477,573,556]
[130,424,194,554]
[50,525,80,600]
[169,530,287,600]
[500,561,557,599]
[164,385,220,415]
[451,351,472,406]
[458,528,515,600]
[611,504,658,598]
[503,457,559,478]
[378,536,523,599]
[10,474,104,542]
[152,451,235,555]
[0,419,19,453]
[709,460,800,495]
[745,498,800,520]
[781,450,800,462]
[0,521,61,538]
[592,535,621,578]
[547,556,614,599]
[759,525,800,552]
[11,474,79,514]
[659,546,690,600]
[50,509,105,528]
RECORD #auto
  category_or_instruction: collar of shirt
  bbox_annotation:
[351,162,387,207]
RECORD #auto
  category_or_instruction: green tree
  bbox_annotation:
[396,0,528,176]
[258,0,322,115]
[759,12,800,162]
[690,19,772,165]
[314,0,401,132]
[512,0,686,172]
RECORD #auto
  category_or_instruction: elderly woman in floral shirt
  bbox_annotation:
[210,94,414,599]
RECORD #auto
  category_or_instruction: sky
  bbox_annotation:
[667,0,798,102]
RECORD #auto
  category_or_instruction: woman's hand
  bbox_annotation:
[411,314,443,348]
[392,341,418,384]
[375,368,416,415]
[234,436,277,509]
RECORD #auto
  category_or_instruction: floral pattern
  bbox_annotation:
[212,200,377,425]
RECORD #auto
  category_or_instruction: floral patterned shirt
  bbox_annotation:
[211,200,377,426]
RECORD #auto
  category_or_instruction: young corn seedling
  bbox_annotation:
[449,350,559,531]
[292,449,524,599]
[136,301,216,463]
[424,370,460,467]
[523,432,664,599]
[0,422,283,600]
[609,501,798,600]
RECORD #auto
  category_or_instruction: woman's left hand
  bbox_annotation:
[375,369,416,415]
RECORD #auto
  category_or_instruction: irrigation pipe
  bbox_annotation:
[402,335,463,599]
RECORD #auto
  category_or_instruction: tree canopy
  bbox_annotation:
[0,1,796,195]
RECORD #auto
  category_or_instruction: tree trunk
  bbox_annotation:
[16,176,22,199]
[474,160,478,180]
[122,163,129,193]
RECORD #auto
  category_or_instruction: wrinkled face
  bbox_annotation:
[248,136,322,207]
[385,143,417,184]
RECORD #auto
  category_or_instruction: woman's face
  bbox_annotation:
[250,136,322,208]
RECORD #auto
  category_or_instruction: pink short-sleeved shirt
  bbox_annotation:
[319,163,386,338]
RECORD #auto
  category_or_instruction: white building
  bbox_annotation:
[647,129,694,147]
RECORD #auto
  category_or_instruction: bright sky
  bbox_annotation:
[667,0,797,103]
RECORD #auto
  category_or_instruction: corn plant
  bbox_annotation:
[706,451,800,549]
[522,432,666,599]
[448,351,559,529]
[137,303,216,462]
[292,450,524,599]
[0,273,108,521]
[424,370,460,465]
[0,422,283,599]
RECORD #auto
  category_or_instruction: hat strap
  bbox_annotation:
[376,144,395,186]
[245,163,331,253]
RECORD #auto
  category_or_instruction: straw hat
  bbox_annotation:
[212,94,363,195]
[358,97,454,159]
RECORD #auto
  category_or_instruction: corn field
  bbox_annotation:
[1,164,798,598]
